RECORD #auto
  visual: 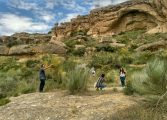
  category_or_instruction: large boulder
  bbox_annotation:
[8,45,36,55]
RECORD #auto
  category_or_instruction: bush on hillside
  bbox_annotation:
[105,70,117,83]
[110,104,164,120]
[0,98,10,106]
[72,47,86,56]
[70,30,87,37]
[0,77,18,96]
[26,60,40,68]
[124,81,134,95]
[96,44,117,52]
[64,39,80,48]
[89,52,113,68]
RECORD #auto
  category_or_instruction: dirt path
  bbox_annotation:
[0,89,138,120]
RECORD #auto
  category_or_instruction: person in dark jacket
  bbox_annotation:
[39,64,52,92]
[95,74,106,90]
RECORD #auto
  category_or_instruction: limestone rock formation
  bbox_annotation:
[135,40,167,51]
[0,32,66,56]
[8,44,66,55]
[53,0,167,41]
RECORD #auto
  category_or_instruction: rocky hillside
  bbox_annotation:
[53,0,167,41]
[1,0,167,56]
[0,32,66,56]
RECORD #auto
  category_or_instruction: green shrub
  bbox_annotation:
[134,51,154,64]
[72,47,86,56]
[0,98,10,106]
[106,70,117,83]
[62,59,76,71]
[26,60,39,68]
[0,57,18,72]
[85,37,96,47]
[129,42,138,51]
[96,44,117,52]
[89,52,113,68]
[124,81,134,95]
[20,68,33,78]
[120,55,134,64]
[0,77,18,96]
[67,66,90,94]
[114,30,145,44]
[64,39,80,48]
[7,39,19,48]
[110,104,163,120]
[70,30,87,37]
[0,93,7,99]
[16,79,37,94]
[21,87,36,94]
[45,70,67,91]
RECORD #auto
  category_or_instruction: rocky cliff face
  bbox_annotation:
[0,32,66,56]
[53,0,167,41]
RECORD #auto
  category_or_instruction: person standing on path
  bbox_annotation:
[39,64,53,92]
[119,68,126,87]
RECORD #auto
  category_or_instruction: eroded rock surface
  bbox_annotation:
[0,91,138,120]
[53,0,167,41]
[0,32,66,55]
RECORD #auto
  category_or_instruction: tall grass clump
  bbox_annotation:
[67,66,90,94]
[131,58,167,95]
[110,104,163,120]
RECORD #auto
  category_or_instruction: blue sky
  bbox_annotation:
[0,0,127,36]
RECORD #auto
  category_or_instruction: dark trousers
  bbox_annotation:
[120,77,125,87]
[39,79,45,92]
[96,84,106,90]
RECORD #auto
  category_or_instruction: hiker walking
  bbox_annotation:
[39,64,52,92]
[119,68,126,87]
[95,74,106,90]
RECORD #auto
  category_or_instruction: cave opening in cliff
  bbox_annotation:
[109,10,158,34]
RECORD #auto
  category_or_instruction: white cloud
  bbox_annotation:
[45,0,86,13]
[0,13,51,36]
[45,0,58,9]
[8,0,40,10]
[93,0,128,8]
[41,14,54,22]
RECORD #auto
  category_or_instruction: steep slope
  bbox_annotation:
[52,0,167,41]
